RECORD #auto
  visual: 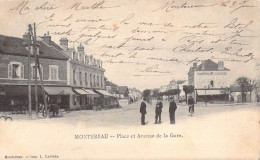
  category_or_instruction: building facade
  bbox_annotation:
[0,34,70,110]
[188,59,230,102]
[59,38,106,110]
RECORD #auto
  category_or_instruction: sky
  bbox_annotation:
[0,0,259,91]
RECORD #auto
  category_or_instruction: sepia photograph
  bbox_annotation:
[0,0,259,159]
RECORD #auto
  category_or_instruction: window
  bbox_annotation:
[97,76,99,87]
[31,64,43,79]
[85,73,88,85]
[101,76,103,88]
[49,65,58,80]
[79,71,82,85]
[93,75,96,86]
[210,80,214,87]
[90,74,92,86]
[85,56,88,64]
[8,62,24,79]
[73,70,76,84]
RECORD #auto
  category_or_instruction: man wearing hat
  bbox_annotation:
[169,97,177,124]
[140,98,147,125]
[155,97,163,124]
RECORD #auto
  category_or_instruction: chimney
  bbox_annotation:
[77,43,84,54]
[59,38,68,50]
[193,62,197,67]
[42,31,51,45]
[218,60,224,70]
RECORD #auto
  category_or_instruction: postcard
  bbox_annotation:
[0,0,259,159]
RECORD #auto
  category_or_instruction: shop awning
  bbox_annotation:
[82,88,98,95]
[2,85,42,96]
[45,87,74,95]
[95,89,114,97]
[197,90,223,95]
[73,88,89,95]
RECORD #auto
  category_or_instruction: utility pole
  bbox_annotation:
[36,57,49,118]
[27,24,32,119]
[31,23,48,118]
[32,23,39,118]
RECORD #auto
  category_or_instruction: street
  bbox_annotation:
[0,101,259,159]
[1,100,259,128]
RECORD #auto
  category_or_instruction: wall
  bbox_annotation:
[194,71,230,89]
[69,60,105,89]
[0,54,67,86]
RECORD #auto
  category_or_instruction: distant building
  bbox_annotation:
[128,88,142,102]
[117,86,129,99]
[230,85,258,103]
[105,81,118,97]
[179,80,188,102]
[167,80,178,90]
[188,59,230,102]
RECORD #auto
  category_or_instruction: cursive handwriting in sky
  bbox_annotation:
[0,0,259,90]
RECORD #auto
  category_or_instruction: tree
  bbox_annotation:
[152,89,160,97]
[142,89,151,102]
[235,77,250,103]
[183,85,194,104]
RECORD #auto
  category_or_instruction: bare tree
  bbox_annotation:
[235,77,250,103]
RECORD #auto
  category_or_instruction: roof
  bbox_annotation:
[117,86,129,94]
[0,34,68,60]
[105,81,117,86]
[196,59,230,71]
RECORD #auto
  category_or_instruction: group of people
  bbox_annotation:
[140,96,195,125]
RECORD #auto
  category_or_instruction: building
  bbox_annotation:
[116,86,129,99]
[128,88,142,102]
[179,80,188,102]
[105,81,118,97]
[188,59,230,102]
[167,80,178,90]
[58,37,108,110]
[0,33,70,110]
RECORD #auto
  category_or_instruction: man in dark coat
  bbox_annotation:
[140,98,147,125]
[155,97,163,124]
[169,98,177,124]
[188,96,195,114]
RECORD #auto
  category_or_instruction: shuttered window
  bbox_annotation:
[8,62,24,79]
[31,65,43,79]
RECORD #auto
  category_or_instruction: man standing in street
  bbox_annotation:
[155,97,163,124]
[140,98,147,125]
[188,96,195,115]
[169,97,177,124]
